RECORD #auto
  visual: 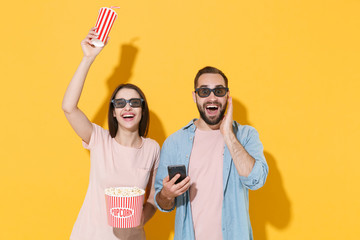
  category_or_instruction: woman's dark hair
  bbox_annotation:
[108,83,149,138]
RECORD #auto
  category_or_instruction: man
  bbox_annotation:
[154,66,268,240]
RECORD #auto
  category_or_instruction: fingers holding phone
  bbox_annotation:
[168,165,187,184]
[161,165,190,199]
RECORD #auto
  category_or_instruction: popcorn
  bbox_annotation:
[105,187,145,197]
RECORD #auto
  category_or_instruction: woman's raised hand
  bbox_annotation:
[81,27,109,59]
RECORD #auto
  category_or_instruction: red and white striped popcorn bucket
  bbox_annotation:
[105,187,145,228]
[91,7,119,47]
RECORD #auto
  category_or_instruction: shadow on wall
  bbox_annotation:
[91,41,175,239]
[232,98,292,240]
[92,39,139,125]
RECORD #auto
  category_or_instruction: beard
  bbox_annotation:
[197,101,227,125]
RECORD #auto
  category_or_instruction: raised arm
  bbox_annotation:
[220,97,255,177]
[62,28,107,144]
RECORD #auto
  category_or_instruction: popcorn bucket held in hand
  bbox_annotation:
[91,6,119,47]
[105,187,145,228]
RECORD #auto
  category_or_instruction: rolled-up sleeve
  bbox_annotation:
[154,137,176,212]
[239,127,268,190]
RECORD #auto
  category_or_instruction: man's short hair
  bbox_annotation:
[194,66,228,89]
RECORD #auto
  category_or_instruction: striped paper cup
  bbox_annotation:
[105,187,145,228]
[91,7,118,47]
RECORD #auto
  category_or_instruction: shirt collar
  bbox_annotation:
[182,118,198,132]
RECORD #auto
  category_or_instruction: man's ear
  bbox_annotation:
[192,91,197,103]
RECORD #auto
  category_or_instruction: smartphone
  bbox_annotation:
[167,165,187,184]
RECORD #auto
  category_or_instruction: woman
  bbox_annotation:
[62,28,159,240]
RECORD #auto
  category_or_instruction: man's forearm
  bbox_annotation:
[224,131,255,177]
[156,189,175,210]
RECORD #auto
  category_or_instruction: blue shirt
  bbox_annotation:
[154,120,268,240]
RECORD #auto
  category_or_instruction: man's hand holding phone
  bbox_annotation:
[162,173,190,198]
[156,165,191,210]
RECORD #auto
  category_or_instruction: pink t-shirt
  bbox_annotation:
[189,128,224,240]
[70,123,160,240]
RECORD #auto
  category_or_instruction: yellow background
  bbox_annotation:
[1,0,359,239]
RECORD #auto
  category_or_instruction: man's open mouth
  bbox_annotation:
[206,104,219,114]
